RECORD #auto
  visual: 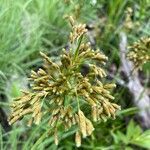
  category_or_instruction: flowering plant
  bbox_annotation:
[8,16,120,147]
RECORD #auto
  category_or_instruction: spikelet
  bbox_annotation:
[68,16,87,43]
[124,7,134,30]
[78,110,87,138]
[8,16,120,147]
[92,106,98,122]
[85,118,94,136]
[75,131,81,147]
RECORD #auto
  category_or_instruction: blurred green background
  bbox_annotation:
[0,0,150,149]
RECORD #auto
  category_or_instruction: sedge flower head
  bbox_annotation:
[127,37,150,70]
[8,16,121,147]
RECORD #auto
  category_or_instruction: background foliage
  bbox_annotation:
[0,0,150,149]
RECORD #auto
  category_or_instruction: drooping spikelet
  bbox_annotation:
[8,16,120,147]
[127,37,150,70]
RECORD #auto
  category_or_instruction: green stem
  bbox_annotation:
[31,129,50,150]
[74,34,84,60]
[75,87,80,110]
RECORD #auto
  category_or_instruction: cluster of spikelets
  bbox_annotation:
[127,37,150,70]
[8,16,121,147]
[124,7,134,30]
[123,7,140,31]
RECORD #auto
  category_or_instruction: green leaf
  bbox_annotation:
[125,146,133,150]
[116,131,129,144]
[131,130,150,149]
[117,107,139,116]
[111,132,120,144]
[132,126,142,139]
[0,125,3,150]
[126,120,142,140]
[126,120,135,140]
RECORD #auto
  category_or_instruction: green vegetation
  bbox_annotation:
[0,0,150,149]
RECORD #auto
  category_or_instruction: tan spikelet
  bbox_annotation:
[75,131,81,147]
[85,118,94,136]
[78,110,87,138]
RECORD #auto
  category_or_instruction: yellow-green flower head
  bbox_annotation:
[127,37,150,70]
[8,16,120,147]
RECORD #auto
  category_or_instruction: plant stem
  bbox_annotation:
[74,34,84,60]
[75,87,80,110]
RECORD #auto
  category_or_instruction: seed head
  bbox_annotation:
[8,16,120,147]
[127,37,150,70]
